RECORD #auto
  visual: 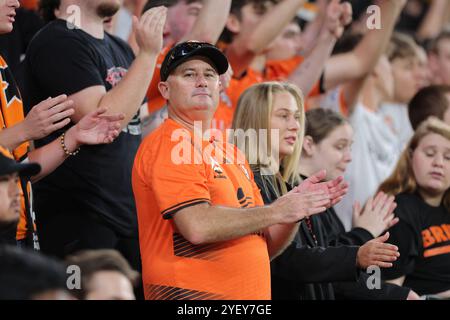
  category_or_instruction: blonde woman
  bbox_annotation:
[380,118,450,299]
[232,82,403,300]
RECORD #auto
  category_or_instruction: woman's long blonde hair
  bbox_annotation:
[379,117,450,210]
[231,82,305,190]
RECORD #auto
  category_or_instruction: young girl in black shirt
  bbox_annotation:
[380,117,450,299]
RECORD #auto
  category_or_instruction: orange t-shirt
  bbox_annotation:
[132,118,270,300]
[0,55,31,241]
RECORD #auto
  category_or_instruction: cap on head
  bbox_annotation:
[0,146,41,178]
[160,41,229,81]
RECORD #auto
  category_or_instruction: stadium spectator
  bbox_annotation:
[0,245,72,300]
[379,33,423,155]
[0,0,131,249]
[65,249,139,300]
[428,31,450,86]
[0,146,40,245]
[141,0,232,133]
[380,117,450,299]
[409,85,450,130]
[132,41,346,299]
[23,1,166,270]
[231,82,416,300]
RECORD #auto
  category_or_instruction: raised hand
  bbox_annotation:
[356,232,399,269]
[133,6,167,56]
[21,95,74,141]
[323,0,353,40]
[295,170,349,208]
[353,191,399,238]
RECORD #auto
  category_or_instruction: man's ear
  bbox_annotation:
[302,135,315,157]
[158,81,169,100]
[226,14,241,34]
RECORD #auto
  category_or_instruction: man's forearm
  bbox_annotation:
[299,6,326,55]
[247,0,306,54]
[227,0,305,76]
[182,0,231,44]
[324,0,404,89]
[417,0,449,41]
[97,52,158,129]
[174,204,280,245]
[0,123,28,151]
[265,222,299,260]
[27,134,72,183]
[288,31,336,96]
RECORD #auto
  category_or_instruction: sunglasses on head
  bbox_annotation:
[162,42,216,78]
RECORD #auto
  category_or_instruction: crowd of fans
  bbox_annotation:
[1,0,450,301]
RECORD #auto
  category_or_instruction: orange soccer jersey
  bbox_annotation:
[132,118,271,300]
[0,55,31,241]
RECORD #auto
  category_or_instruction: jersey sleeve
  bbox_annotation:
[151,146,212,220]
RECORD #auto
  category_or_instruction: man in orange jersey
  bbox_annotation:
[141,0,231,117]
[132,41,348,300]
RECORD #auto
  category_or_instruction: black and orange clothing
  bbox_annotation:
[0,55,36,246]
[383,192,450,296]
[132,118,270,300]
[24,19,142,269]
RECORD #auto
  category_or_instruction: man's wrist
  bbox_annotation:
[15,121,30,145]
[136,50,158,62]
[265,204,281,226]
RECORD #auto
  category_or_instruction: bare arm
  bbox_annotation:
[323,0,406,90]
[180,0,231,44]
[288,29,337,97]
[265,223,299,260]
[0,95,74,151]
[298,0,328,55]
[417,0,450,42]
[27,108,123,182]
[173,191,330,245]
[69,7,166,129]
[226,0,306,77]
[386,275,405,287]
[287,0,352,96]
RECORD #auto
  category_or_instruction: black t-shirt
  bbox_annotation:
[23,19,141,237]
[382,192,450,295]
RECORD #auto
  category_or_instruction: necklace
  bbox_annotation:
[305,217,318,246]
